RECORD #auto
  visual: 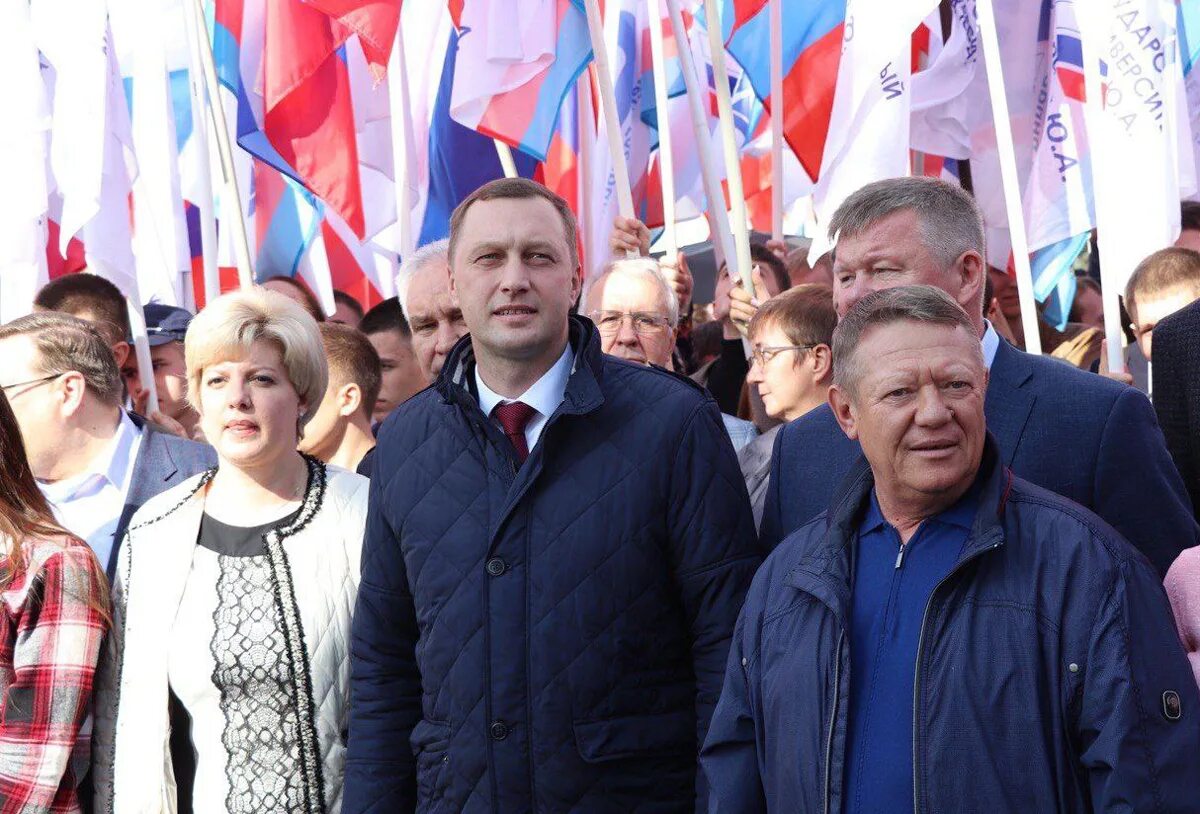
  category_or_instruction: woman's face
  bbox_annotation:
[197,339,305,470]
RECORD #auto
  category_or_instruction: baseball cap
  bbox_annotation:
[143,303,193,347]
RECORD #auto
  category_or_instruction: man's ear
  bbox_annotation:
[956,251,986,318]
[338,383,362,418]
[828,383,859,441]
[112,341,131,368]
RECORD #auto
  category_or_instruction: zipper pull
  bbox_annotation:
[895,542,906,569]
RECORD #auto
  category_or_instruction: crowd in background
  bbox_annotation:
[0,175,1198,812]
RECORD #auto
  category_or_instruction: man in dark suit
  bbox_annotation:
[1152,297,1200,522]
[0,312,215,579]
[760,177,1196,576]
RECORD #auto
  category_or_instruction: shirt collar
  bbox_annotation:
[475,342,575,420]
[860,479,981,537]
[39,411,141,501]
[981,320,1000,370]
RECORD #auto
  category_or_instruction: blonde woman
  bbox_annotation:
[93,288,368,813]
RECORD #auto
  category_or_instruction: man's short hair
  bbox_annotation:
[1181,201,1200,233]
[749,284,837,350]
[1123,248,1200,320]
[448,178,578,268]
[750,243,790,295]
[0,312,123,406]
[359,297,411,338]
[332,290,365,322]
[829,177,985,269]
[832,285,981,397]
[396,239,450,322]
[34,273,130,347]
[186,287,328,423]
[588,257,680,325]
[319,324,382,421]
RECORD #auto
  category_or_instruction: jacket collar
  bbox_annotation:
[983,340,1036,466]
[785,434,1012,624]
[436,315,607,420]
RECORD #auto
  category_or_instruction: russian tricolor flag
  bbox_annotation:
[724,0,846,182]
[449,0,593,161]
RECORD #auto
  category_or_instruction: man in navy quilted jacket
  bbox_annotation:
[346,178,761,812]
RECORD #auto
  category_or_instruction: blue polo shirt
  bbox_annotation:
[842,485,979,814]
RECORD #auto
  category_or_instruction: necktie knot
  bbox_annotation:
[493,401,537,462]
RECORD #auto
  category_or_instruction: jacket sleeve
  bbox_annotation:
[0,546,106,814]
[1077,555,1200,812]
[666,398,762,804]
[699,602,767,814]
[1093,387,1199,577]
[344,470,423,814]
[757,426,787,552]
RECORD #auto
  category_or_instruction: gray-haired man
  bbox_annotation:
[703,285,1200,813]
[396,238,468,384]
[760,176,1197,575]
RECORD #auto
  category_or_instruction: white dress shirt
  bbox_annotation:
[476,343,575,452]
[982,320,1001,370]
[38,411,143,568]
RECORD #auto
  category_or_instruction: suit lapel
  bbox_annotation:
[984,340,1036,467]
[110,424,181,577]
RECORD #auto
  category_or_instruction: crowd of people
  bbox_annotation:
[0,174,1197,812]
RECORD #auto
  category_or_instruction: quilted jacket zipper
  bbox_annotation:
[824,630,846,814]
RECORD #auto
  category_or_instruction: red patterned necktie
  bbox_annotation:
[492,401,537,463]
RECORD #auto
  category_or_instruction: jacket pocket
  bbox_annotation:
[573,708,694,763]
[411,719,451,810]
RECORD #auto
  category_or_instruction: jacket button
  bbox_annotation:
[485,558,507,577]
[490,720,509,740]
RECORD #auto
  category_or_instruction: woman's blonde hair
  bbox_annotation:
[185,287,328,428]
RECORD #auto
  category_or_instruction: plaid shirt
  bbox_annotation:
[0,538,106,814]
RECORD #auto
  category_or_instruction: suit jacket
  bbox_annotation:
[1152,298,1200,523]
[108,413,216,578]
[761,338,1198,576]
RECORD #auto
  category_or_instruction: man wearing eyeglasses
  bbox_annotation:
[0,312,215,579]
[586,258,758,449]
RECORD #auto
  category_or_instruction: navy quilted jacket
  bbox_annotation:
[346,317,761,813]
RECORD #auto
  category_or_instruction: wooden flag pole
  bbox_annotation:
[188,0,254,289]
[495,140,520,179]
[664,0,735,278]
[387,20,416,258]
[702,0,755,299]
[647,0,677,259]
[977,0,1041,354]
[769,0,785,243]
[181,0,219,306]
[582,0,637,259]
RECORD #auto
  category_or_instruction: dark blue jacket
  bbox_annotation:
[703,439,1200,813]
[761,337,1198,575]
[346,318,761,813]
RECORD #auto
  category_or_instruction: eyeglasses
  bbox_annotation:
[590,311,672,336]
[0,373,61,394]
[750,345,817,367]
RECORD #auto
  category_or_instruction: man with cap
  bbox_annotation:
[141,302,201,439]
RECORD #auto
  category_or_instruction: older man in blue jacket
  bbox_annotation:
[346,178,760,812]
[759,177,1197,576]
[703,285,1200,813]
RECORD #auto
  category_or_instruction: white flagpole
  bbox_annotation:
[495,140,520,179]
[388,20,416,259]
[181,0,219,307]
[1079,5,1123,374]
[647,0,677,259]
[582,0,637,260]
[188,0,253,290]
[769,0,784,243]
[702,0,755,299]
[664,0,735,279]
[125,293,159,415]
[977,0,1041,354]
